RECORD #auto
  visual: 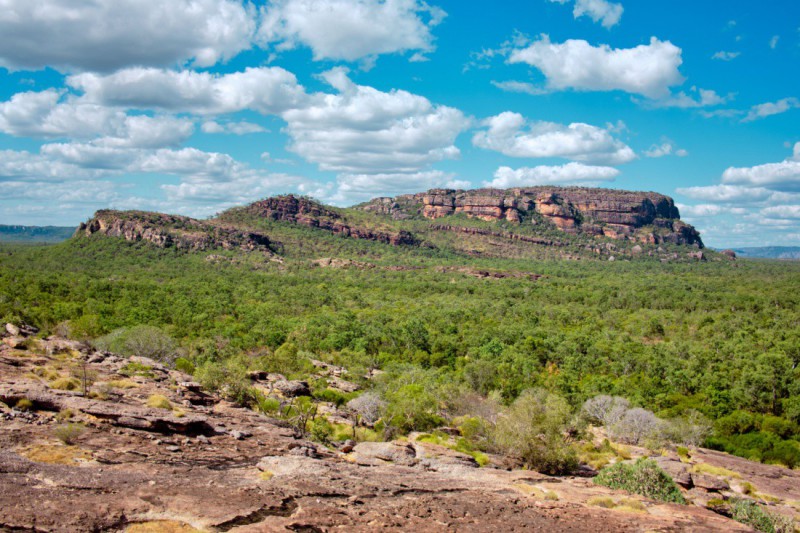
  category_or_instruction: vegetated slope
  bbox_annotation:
[0,225,74,243]
[79,187,712,263]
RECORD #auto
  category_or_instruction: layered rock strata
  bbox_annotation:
[360,187,703,247]
[246,195,417,246]
[78,210,274,253]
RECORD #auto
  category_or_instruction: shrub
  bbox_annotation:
[492,388,578,475]
[730,499,795,533]
[594,458,686,504]
[582,395,630,427]
[15,398,33,411]
[54,423,85,445]
[310,417,334,444]
[346,391,386,426]
[119,361,155,378]
[174,357,195,375]
[94,325,176,365]
[146,394,172,410]
[611,408,659,445]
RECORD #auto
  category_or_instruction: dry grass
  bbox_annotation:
[588,496,647,513]
[125,521,202,533]
[588,496,616,508]
[108,379,138,389]
[259,470,274,481]
[15,398,33,411]
[146,394,172,410]
[19,444,92,465]
[49,377,81,391]
[513,483,545,499]
[692,463,741,479]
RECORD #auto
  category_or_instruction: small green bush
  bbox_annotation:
[174,357,195,375]
[730,499,795,533]
[594,458,686,504]
[119,361,155,378]
[54,423,85,445]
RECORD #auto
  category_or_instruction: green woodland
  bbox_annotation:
[1,224,799,470]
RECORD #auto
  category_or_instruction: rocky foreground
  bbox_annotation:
[1,331,797,532]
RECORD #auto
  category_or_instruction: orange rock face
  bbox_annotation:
[359,186,703,247]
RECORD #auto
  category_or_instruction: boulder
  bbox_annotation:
[352,441,417,467]
[654,457,693,488]
[273,380,311,397]
[693,474,730,492]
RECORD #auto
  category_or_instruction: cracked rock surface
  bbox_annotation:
[0,341,767,532]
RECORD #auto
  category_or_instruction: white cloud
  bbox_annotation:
[548,0,623,29]
[280,68,468,173]
[508,36,683,98]
[742,97,799,122]
[646,87,729,109]
[487,163,619,188]
[257,0,445,62]
[644,141,688,158]
[722,160,800,192]
[675,203,747,218]
[770,36,780,49]
[794,142,800,161]
[711,51,740,61]
[0,0,256,72]
[761,205,800,220]
[490,80,546,95]
[69,67,309,115]
[201,120,266,135]
[472,111,635,164]
[329,171,469,204]
[676,184,774,203]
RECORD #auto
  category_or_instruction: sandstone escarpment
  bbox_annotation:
[245,195,418,246]
[360,187,703,247]
[78,210,274,253]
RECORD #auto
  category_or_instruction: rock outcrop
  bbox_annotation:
[244,195,418,246]
[360,187,703,247]
[78,210,274,253]
[0,340,790,532]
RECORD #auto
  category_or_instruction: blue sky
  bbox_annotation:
[0,0,798,247]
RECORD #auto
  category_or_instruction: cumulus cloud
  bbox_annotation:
[280,68,468,173]
[742,97,799,122]
[490,80,546,95]
[676,184,774,203]
[0,0,256,72]
[201,120,266,135]
[645,87,729,109]
[472,111,635,165]
[761,205,800,220]
[257,0,445,62]
[722,160,800,192]
[711,51,740,61]
[68,67,309,115]
[328,171,469,204]
[644,141,688,158]
[508,36,683,98]
[548,0,623,28]
[486,163,619,188]
[770,36,780,49]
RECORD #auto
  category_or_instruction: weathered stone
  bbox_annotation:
[352,441,418,466]
[78,210,275,254]
[272,380,311,397]
[693,474,730,492]
[358,186,703,247]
